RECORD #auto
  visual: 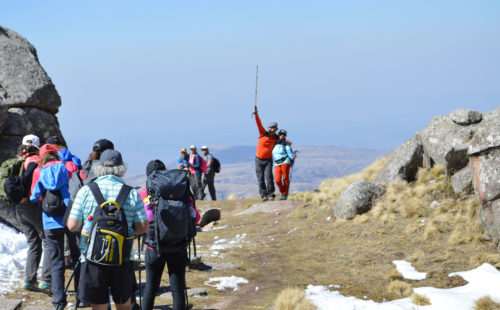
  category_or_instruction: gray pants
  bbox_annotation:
[255,157,275,199]
[190,173,203,200]
[16,200,51,284]
[202,171,217,200]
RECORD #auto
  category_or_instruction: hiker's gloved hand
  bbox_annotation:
[254,106,258,115]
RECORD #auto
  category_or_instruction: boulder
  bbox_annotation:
[449,108,482,125]
[375,136,423,185]
[450,166,473,194]
[198,208,221,227]
[333,180,385,220]
[0,26,61,113]
[2,107,63,139]
[418,115,476,175]
[468,109,500,155]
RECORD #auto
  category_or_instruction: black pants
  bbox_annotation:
[190,173,202,200]
[16,200,51,284]
[202,171,216,200]
[45,228,67,306]
[255,157,275,199]
[142,248,186,310]
[64,230,81,291]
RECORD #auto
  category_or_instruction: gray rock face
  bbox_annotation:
[450,108,482,125]
[0,26,65,231]
[468,110,500,155]
[375,136,423,185]
[418,115,476,175]
[333,180,385,220]
[451,166,473,194]
[0,26,61,113]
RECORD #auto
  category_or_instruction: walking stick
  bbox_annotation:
[252,65,259,118]
[138,235,143,308]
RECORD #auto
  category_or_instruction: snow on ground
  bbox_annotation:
[393,260,427,280]
[210,233,247,251]
[306,263,500,310]
[201,225,228,232]
[205,276,249,292]
[0,223,28,293]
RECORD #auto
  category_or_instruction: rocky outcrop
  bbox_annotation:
[0,26,63,163]
[468,109,500,238]
[0,26,64,231]
[375,136,423,185]
[449,108,482,126]
[451,166,473,195]
[333,180,385,220]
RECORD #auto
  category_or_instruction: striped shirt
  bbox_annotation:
[69,175,147,235]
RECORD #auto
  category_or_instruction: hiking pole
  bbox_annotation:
[137,235,142,308]
[252,65,259,118]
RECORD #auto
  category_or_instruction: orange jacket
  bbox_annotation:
[255,113,277,160]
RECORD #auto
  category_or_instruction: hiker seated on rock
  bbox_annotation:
[201,146,216,201]
[67,150,149,310]
[272,129,296,200]
[141,159,196,310]
[30,144,73,309]
[7,135,52,293]
[80,138,114,184]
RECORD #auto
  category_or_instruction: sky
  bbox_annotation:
[1,1,499,172]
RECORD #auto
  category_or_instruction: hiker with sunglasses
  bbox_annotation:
[272,129,296,200]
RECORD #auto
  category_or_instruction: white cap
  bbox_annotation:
[201,145,208,150]
[189,145,196,149]
[22,134,40,149]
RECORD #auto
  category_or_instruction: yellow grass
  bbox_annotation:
[412,293,431,306]
[475,296,500,310]
[387,280,412,298]
[274,288,317,310]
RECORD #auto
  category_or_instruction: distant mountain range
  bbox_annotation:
[124,145,387,199]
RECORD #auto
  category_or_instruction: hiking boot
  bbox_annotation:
[54,302,67,310]
[269,194,276,201]
[39,280,51,290]
[262,196,268,201]
[280,194,287,200]
[23,281,39,291]
[77,301,91,308]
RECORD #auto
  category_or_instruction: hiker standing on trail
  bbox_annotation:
[13,135,52,292]
[201,146,217,201]
[30,144,72,309]
[188,145,204,200]
[253,106,278,201]
[272,129,296,200]
[141,159,190,310]
[177,148,189,172]
[67,149,149,309]
[80,138,114,184]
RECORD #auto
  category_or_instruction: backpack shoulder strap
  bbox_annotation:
[88,182,105,205]
[115,185,132,208]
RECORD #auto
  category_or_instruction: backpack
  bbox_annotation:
[62,171,84,226]
[211,157,221,173]
[85,182,133,267]
[0,157,26,204]
[200,156,208,174]
[42,190,66,216]
[146,169,196,253]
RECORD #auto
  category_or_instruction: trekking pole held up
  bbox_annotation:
[252,65,259,118]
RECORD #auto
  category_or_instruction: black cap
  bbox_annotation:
[46,135,66,147]
[93,139,114,152]
[146,159,166,176]
[100,149,123,167]
[278,129,287,136]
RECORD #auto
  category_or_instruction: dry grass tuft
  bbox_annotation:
[353,214,370,224]
[387,280,412,297]
[274,288,317,310]
[475,296,500,310]
[470,253,500,268]
[386,268,403,281]
[412,293,431,306]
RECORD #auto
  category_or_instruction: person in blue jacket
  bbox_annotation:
[272,130,296,200]
[30,144,71,310]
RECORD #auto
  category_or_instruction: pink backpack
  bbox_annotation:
[200,156,207,174]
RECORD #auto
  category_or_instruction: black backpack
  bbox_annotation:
[42,190,66,216]
[85,182,133,267]
[212,157,221,173]
[147,169,196,253]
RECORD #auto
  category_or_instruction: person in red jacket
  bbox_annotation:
[254,106,278,201]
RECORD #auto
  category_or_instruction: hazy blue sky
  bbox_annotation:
[1,1,499,172]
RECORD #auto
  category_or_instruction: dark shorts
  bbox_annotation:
[78,261,133,305]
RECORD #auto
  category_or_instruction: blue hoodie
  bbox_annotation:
[30,161,70,230]
[58,148,82,169]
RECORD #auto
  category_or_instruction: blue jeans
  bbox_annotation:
[45,228,67,306]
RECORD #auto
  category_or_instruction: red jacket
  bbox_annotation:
[255,113,277,160]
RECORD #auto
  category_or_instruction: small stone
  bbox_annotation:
[449,108,482,126]
[429,201,440,209]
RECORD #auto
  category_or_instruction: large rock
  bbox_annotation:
[375,136,423,185]
[449,108,482,126]
[468,109,500,155]
[418,115,476,175]
[0,26,61,113]
[3,107,62,138]
[333,180,385,220]
[450,166,473,194]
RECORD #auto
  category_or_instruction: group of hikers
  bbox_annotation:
[0,135,201,310]
[0,106,296,310]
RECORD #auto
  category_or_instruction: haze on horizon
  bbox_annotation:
[1,1,499,172]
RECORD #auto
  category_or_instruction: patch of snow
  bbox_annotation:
[287,227,298,234]
[429,201,440,209]
[210,234,246,251]
[205,276,249,292]
[306,264,500,310]
[393,260,427,280]
[255,286,259,291]
[201,225,228,232]
[0,223,28,293]
[327,216,332,221]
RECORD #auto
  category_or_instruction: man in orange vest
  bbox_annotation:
[254,106,278,201]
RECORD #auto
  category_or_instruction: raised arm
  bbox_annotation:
[254,107,266,136]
